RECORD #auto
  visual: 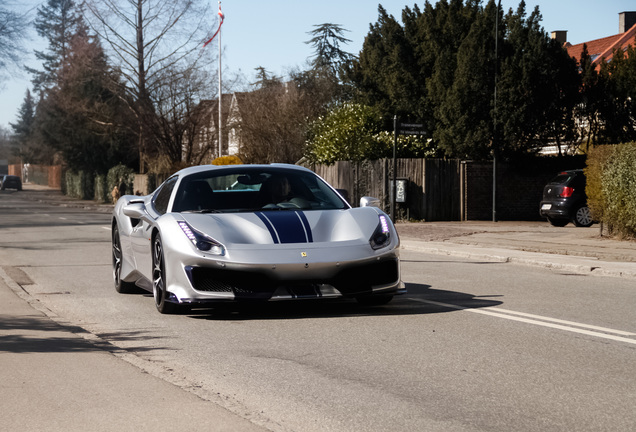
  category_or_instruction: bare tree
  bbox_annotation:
[236,81,316,164]
[152,66,217,168]
[83,0,216,171]
[0,2,30,79]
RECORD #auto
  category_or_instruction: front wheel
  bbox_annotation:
[152,233,179,314]
[572,205,593,227]
[112,223,137,293]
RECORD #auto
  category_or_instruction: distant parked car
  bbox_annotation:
[539,169,592,227]
[0,175,22,191]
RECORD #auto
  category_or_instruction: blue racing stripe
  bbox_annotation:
[296,211,313,243]
[266,211,308,243]
[255,212,279,244]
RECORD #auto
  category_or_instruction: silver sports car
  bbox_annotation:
[111,164,404,313]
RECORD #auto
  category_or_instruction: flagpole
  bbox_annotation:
[218,0,222,158]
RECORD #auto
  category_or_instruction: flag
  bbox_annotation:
[203,3,224,47]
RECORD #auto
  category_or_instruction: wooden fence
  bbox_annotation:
[8,164,62,189]
[309,158,462,221]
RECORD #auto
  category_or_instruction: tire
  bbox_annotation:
[572,205,593,227]
[356,294,394,306]
[152,233,179,314]
[112,223,137,293]
[547,217,568,227]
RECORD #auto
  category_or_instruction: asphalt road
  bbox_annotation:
[1,189,635,431]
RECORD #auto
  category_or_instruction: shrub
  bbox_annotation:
[107,164,135,201]
[64,170,94,200]
[94,174,109,203]
[601,142,636,238]
[212,155,243,165]
[584,145,615,223]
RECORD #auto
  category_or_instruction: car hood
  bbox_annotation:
[180,207,385,246]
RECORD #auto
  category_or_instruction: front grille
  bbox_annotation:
[193,277,233,292]
[186,258,399,299]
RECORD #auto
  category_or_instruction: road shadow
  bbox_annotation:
[185,282,503,321]
[0,315,167,354]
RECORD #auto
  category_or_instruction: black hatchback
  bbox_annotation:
[0,175,22,191]
[539,169,593,227]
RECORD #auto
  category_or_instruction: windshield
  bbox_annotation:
[172,167,349,213]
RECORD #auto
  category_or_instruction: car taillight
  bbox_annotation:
[559,186,574,198]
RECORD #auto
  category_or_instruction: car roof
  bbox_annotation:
[172,163,314,178]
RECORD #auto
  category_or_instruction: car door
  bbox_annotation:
[130,176,178,281]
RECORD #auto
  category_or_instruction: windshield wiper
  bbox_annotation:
[183,209,222,214]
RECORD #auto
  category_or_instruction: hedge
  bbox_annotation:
[63,165,136,204]
[586,142,636,238]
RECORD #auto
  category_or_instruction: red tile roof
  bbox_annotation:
[566,23,636,66]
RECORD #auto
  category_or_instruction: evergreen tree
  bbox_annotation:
[435,0,496,159]
[596,46,636,144]
[26,0,82,93]
[252,67,282,89]
[578,45,604,150]
[351,5,420,127]
[347,0,581,161]
[35,21,137,172]
[9,90,44,163]
[306,23,354,74]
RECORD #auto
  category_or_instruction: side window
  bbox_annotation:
[153,176,178,215]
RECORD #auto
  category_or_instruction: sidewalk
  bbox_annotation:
[0,271,267,432]
[19,183,636,280]
[396,221,636,280]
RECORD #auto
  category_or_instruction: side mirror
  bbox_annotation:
[123,202,150,221]
[360,196,381,208]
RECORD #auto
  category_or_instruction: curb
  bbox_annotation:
[400,239,636,280]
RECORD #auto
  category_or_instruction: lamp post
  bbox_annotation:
[218,1,223,158]
[492,0,500,223]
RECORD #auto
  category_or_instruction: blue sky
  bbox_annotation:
[1,0,635,129]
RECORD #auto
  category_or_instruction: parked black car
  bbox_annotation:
[539,169,592,227]
[0,175,22,191]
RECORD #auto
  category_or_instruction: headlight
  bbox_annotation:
[369,215,391,250]
[178,221,225,255]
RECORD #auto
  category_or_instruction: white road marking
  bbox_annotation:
[410,298,636,345]
[485,307,636,336]
[102,226,111,231]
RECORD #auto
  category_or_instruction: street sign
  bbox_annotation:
[398,122,427,136]
[390,178,408,203]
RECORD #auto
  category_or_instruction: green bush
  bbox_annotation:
[94,175,109,203]
[601,142,636,238]
[587,142,636,238]
[107,164,135,200]
[64,170,94,200]
[584,145,615,223]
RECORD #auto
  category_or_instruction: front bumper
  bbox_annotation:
[165,242,403,303]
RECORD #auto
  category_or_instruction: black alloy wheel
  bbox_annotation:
[112,223,136,293]
[152,233,179,314]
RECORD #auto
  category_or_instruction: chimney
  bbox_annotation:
[551,30,567,44]
[619,11,636,33]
